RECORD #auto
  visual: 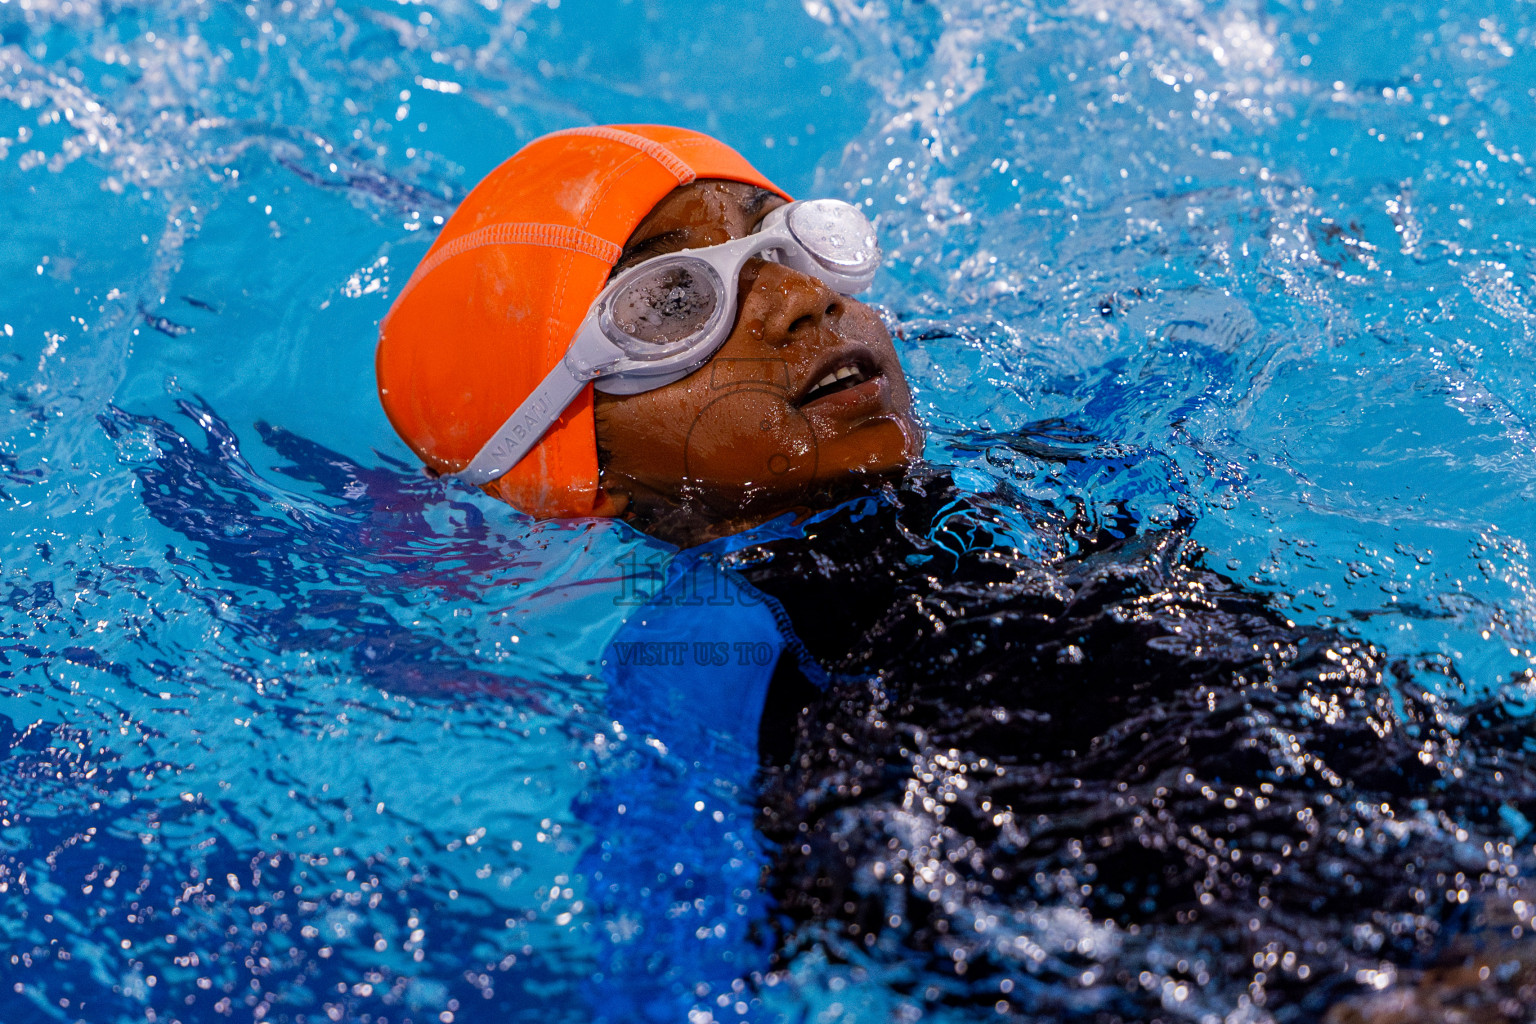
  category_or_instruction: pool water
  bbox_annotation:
[2,0,1535,1021]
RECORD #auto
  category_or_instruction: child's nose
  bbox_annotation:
[739,260,845,348]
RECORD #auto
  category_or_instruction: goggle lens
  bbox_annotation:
[609,262,720,347]
[788,199,880,275]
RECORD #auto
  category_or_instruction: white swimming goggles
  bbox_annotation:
[455,198,882,486]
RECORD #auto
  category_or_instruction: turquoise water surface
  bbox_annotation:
[2,0,1536,1021]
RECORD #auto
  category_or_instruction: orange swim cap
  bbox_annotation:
[375,125,789,518]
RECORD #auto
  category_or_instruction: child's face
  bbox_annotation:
[594,180,920,541]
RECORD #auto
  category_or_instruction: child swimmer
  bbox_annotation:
[377,127,1536,1022]
[376,124,920,548]
[377,124,930,1019]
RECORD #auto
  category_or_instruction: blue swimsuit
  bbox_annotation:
[577,519,822,1023]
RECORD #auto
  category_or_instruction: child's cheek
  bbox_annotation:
[680,387,818,511]
[737,315,766,343]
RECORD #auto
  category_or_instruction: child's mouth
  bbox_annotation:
[796,354,883,406]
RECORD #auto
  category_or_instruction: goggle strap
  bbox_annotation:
[456,359,589,486]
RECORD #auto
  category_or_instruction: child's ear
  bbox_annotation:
[590,487,630,518]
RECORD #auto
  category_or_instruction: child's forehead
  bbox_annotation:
[609,179,788,276]
[629,179,779,240]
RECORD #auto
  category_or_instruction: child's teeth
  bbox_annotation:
[808,365,869,400]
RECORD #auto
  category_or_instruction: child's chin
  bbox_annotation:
[815,417,922,480]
